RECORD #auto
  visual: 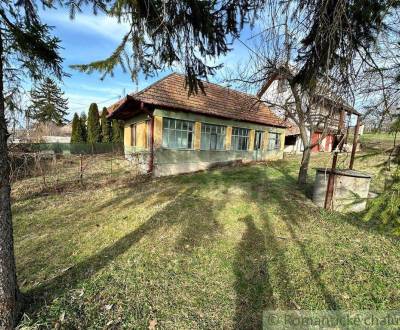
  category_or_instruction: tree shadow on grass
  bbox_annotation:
[24,185,224,317]
[261,188,341,310]
[233,215,274,329]
[225,165,341,311]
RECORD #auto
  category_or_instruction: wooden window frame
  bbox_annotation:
[162,117,194,149]
[130,124,136,147]
[231,127,250,151]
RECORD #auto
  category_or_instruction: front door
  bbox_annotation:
[254,131,264,160]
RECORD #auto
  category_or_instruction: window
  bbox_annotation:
[268,132,281,150]
[231,127,250,151]
[254,131,264,150]
[162,118,194,149]
[201,123,226,150]
[130,124,136,147]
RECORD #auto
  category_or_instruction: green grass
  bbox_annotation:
[13,145,400,329]
[360,132,396,152]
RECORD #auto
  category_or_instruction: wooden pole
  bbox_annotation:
[148,116,154,174]
[349,115,361,170]
[79,154,83,185]
[324,109,345,210]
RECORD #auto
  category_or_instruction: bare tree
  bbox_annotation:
[354,22,400,132]
[226,2,354,184]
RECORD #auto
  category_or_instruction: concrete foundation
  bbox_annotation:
[125,148,283,177]
[312,168,372,212]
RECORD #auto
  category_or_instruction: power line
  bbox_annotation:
[68,95,121,113]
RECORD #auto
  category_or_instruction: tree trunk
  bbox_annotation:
[0,27,19,329]
[297,120,312,185]
[377,113,385,132]
[298,146,311,185]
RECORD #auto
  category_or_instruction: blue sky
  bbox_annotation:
[38,6,253,120]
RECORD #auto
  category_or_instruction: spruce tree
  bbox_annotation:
[70,113,83,143]
[29,77,68,125]
[100,107,111,143]
[80,112,87,142]
[111,119,123,143]
[0,2,63,327]
[364,116,400,233]
[87,103,100,143]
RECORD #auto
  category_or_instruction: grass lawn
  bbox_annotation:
[360,132,396,151]
[13,142,400,328]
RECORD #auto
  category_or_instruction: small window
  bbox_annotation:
[130,124,136,147]
[162,118,194,149]
[268,132,281,150]
[201,123,226,150]
[231,127,250,151]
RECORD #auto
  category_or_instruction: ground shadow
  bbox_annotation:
[220,165,341,310]
[233,215,274,329]
[25,185,224,316]
[259,186,341,310]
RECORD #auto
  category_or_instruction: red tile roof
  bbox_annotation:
[284,119,301,136]
[108,73,286,128]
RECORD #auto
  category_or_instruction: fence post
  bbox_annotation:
[79,154,83,185]
[40,154,46,188]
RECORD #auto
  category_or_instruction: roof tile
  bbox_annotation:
[108,73,286,127]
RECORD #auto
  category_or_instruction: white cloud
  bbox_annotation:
[41,11,129,42]
[73,83,124,96]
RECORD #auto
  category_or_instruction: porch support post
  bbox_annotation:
[349,115,361,170]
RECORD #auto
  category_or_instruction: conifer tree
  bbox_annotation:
[80,112,87,142]
[0,2,63,327]
[364,116,400,233]
[70,113,83,143]
[100,107,111,143]
[29,77,68,125]
[87,103,100,143]
[111,119,123,143]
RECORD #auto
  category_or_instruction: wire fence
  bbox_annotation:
[10,151,150,199]
[11,142,124,155]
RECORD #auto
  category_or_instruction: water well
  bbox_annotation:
[312,168,372,212]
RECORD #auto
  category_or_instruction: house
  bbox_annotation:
[259,74,360,154]
[107,73,286,176]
